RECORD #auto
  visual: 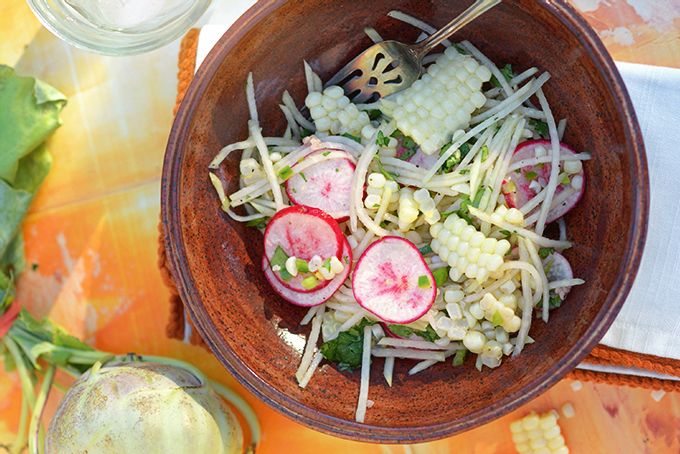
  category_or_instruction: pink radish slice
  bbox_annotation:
[352,236,436,324]
[262,238,352,307]
[502,140,586,224]
[285,150,355,221]
[263,205,343,292]
[542,250,574,303]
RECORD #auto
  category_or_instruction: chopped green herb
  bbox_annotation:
[503,181,517,193]
[418,275,430,289]
[418,243,433,255]
[441,142,472,173]
[499,230,512,237]
[367,109,383,121]
[246,217,267,230]
[414,325,440,343]
[451,42,467,55]
[491,63,514,87]
[432,267,449,288]
[376,130,390,147]
[270,246,293,281]
[480,145,489,162]
[452,349,468,367]
[322,257,331,271]
[388,324,413,338]
[301,275,319,290]
[538,247,555,260]
[544,259,554,274]
[320,319,374,371]
[31,263,39,271]
[292,188,297,193]
[341,132,361,143]
[492,310,503,326]
[396,135,419,161]
[375,156,399,183]
[296,258,310,273]
[561,174,571,185]
[529,119,549,138]
[536,162,545,168]
[278,165,293,181]
[536,293,563,310]
[322,151,331,156]
[525,170,538,181]
[459,169,470,175]
[300,128,314,139]
[372,203,380,208]
[300,172,308,183]
[343,256,350,265]
[514,169,522,174]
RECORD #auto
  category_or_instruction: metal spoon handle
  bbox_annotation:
[414,0,501,56]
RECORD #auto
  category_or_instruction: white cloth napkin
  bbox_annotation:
[192,15,680,381]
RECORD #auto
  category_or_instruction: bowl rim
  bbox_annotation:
[162,0,649,443]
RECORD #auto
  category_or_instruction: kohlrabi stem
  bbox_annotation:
[9,394,28,454]
[28,364,55,454]
[138,355,209,387]
[211,381,261,453]
[89,355,115,378]
[2,337,37,408]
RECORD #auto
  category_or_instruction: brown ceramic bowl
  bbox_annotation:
[161,0,648,443]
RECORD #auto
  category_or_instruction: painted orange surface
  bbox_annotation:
[1,1,680,453]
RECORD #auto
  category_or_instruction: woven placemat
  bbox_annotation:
[158,29,680,391]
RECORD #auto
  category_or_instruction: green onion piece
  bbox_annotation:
[561,174,571,185]
[417,275,430,289]
[296,259,310,273]
[388,325,413,338]
[504,181,517,193]
[418,243,433,255]
[480,145,489,162]
[301,276,319,290]
[375,131,390,147]
[538,247,555,259]
[300,172,308,183]
[452,349,468,367]
[322,258,331,271]
[432,267,448,288]
[278,165,293,181]
[322,151,331,156]
[492,310,503,327]
[525,170,538,181]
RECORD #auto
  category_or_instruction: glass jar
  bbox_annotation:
[26,0,213,56]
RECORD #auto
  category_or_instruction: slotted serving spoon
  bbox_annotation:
[325,0,501,103]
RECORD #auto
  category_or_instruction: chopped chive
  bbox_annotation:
[301,275,319,290]
[343,256,350,264]
[296,258,310,273]
[278,165,293,181]
[452,349,468,367]
[322,151,331,156]
[322,257,331,271]
[538,247,555,259]
[375,130,390,147]
[492,310,503,326]
[480,145,489,162]
[418,243,433,255]
[525,170,538,181]
[300,172,308,182]
[417,275,430,289]
[561,174,571,185]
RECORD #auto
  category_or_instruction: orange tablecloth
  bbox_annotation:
[2,1,680,452]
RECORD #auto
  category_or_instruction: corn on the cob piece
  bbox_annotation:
[429,213,511,283]
[385,46,492,155]
[306,86,371,137]
[510,411,570,454]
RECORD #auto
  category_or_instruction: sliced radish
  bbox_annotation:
[352,236,436,324]
[263,205,344,292]
[262,238,352,307]
[502,140,586,224]
[542,250,574,303]
[285,150,355,221]
[394,134,440,170]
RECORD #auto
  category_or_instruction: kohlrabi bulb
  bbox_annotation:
[45,360,243,454]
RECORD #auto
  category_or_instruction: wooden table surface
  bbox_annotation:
[1,1,680,453]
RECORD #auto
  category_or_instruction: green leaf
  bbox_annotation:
[367,109,382,121]
[397,135,418,160]
[341,132,361,143]
[418,243,433,255]
[375,131,390,147]
[414,324,440,343]
[0,65,65,183]
[490,64,514,88]
[529,119,549,138]
[432,267,449,288]
[480,145,489,162]
[295,258,309,273]
[320,319,374,371]
[246,218,267,230]
[417,275,430,289]
[388,324,414,338]
[300,128,313,139]
[270,246,293,281]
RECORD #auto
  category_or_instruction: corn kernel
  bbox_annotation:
[521,414,540,431]
[547,435,565,449]
[367,172,387,189]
